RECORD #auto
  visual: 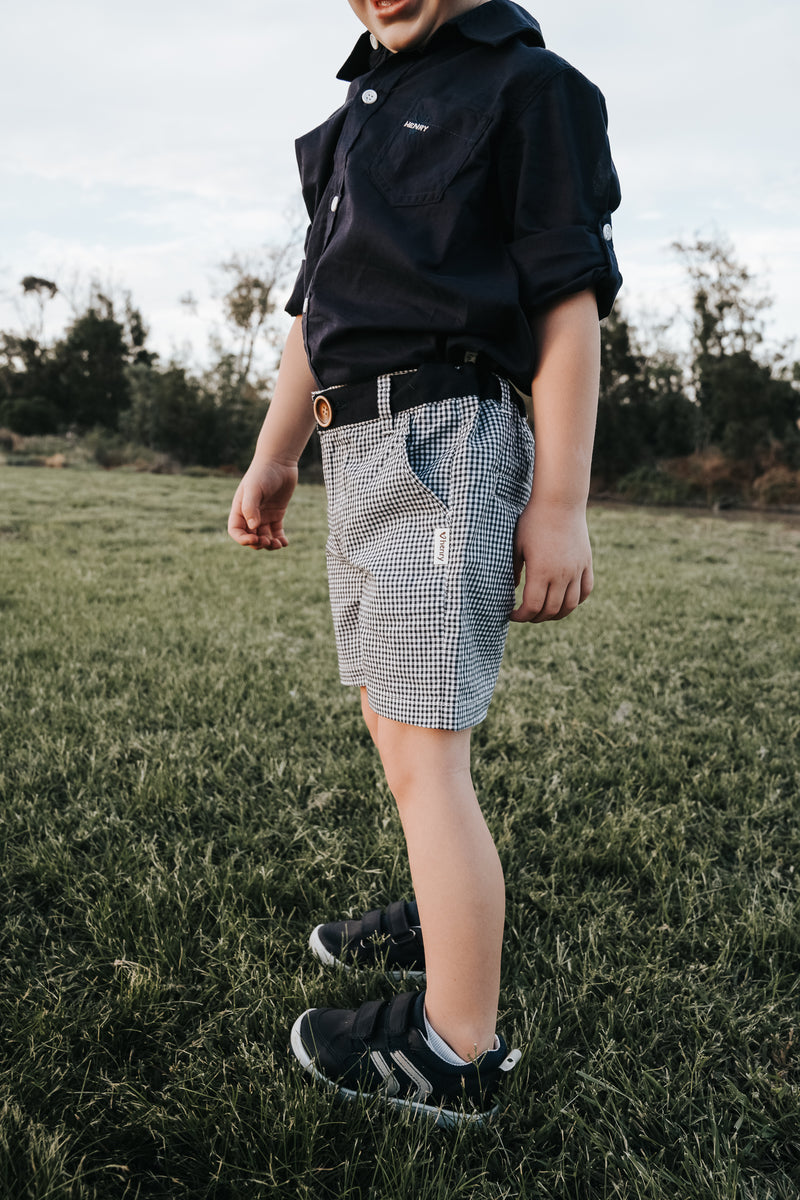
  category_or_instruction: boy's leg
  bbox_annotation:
[359,686,380,745]
[363,690,504,1061]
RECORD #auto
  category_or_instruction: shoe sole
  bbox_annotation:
[290,1011,497,1130]
[308,925,426,981]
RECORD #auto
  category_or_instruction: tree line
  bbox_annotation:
[0,236,300,471]
[1,235,798,498]
[594,239,799,502]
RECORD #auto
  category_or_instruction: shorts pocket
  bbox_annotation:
[495,469,532,508]
[400,397,477,510]
[494,414,534,510]
[319,428,343,548]
[400,417,451,511]
[371,106,490,206]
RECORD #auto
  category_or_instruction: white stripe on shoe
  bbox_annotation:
[370,1050,401,1096]
[390,1051,433,1103]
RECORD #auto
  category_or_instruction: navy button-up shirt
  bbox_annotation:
[286,0,622,393]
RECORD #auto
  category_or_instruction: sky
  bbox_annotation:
[2,0,798,370]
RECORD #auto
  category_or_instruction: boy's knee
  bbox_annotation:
[376,721,472,802]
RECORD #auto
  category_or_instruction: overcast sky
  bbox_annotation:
[2,0,797,368]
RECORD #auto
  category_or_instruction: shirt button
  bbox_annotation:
[603,223,613,242]
[330,195,340,213]
[361,88,378,105]
[302,296,309,314]
[369,33,379,50]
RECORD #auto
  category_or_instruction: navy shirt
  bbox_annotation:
[286,0,622,393]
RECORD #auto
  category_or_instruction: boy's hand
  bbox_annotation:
[227,460,299,550]
[511,501,593,623]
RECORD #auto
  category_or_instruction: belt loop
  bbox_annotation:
[376,374,392,422]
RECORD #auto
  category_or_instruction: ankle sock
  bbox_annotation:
[422,1003,500,1066]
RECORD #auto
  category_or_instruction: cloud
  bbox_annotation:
[1,0,798,358]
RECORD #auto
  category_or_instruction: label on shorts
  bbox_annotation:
[433,526,450,566]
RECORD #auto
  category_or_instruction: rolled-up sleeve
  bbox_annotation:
[499,64,622,318]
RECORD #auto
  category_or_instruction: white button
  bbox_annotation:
[370,33,379,50]
[302,296,309,314]
[603,223,613,242]
[330,195,340,213]
[361,88,378,105]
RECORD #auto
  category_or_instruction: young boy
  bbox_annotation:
[228,0,621,1126]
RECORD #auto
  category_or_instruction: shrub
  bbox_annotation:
[752,465,800,507]
[0,395,61,436]
[616,465,693,507]
[83,428,178,472]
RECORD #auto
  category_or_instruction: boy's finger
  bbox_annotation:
[241,487,264,532]
[530,581,567,623]
[513,546,523,587]
[229,529,261,547]
[510,579,549,623]
[227,508,250,539]
[549,576,582,621]
[228,505,268,548]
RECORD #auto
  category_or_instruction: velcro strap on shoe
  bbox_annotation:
[385,900,413,943]
[360,908,383,941]
[352,998,385,1042]
[386,991,418,1038]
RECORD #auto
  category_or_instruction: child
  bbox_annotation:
[228,0,621,1127]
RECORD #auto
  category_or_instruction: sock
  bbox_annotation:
[422,1003,500,1066]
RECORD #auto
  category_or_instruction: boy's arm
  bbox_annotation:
[227,315,318,550]
[511,288,600,623]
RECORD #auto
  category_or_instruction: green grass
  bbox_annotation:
[1,468,799,1200]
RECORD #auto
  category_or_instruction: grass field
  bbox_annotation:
[1,468,799,1200]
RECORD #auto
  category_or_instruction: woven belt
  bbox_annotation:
[311,361,507,430]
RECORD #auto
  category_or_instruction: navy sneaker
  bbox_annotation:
[309,899,425,979]
[290,990,521,1128]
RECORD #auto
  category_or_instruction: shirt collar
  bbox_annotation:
[337,0,545,81]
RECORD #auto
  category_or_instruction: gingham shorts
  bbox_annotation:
[318,371,535,730]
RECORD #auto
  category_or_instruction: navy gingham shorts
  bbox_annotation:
[317,369,535,730]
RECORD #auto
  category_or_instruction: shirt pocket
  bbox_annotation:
[370,106,490,206]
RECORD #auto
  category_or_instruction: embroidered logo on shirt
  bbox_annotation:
[433,527,450,566]
[404,121,429,133]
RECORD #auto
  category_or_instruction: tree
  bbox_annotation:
[197,345,272,468]
[594,308,695,480]
[0,341,61,435]
[213,218,304,394]
[0,277,62,432]
[123,292,157,368]
[122,362,218,463]
[18,276,58,343]
[52,299,132,430]
[642,342,697,460]
[594,307,653,479]
[180,218,306,467]
[673,235,799,460]
[0,276,157,434]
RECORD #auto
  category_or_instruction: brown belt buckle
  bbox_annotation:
[313,394,333,428]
